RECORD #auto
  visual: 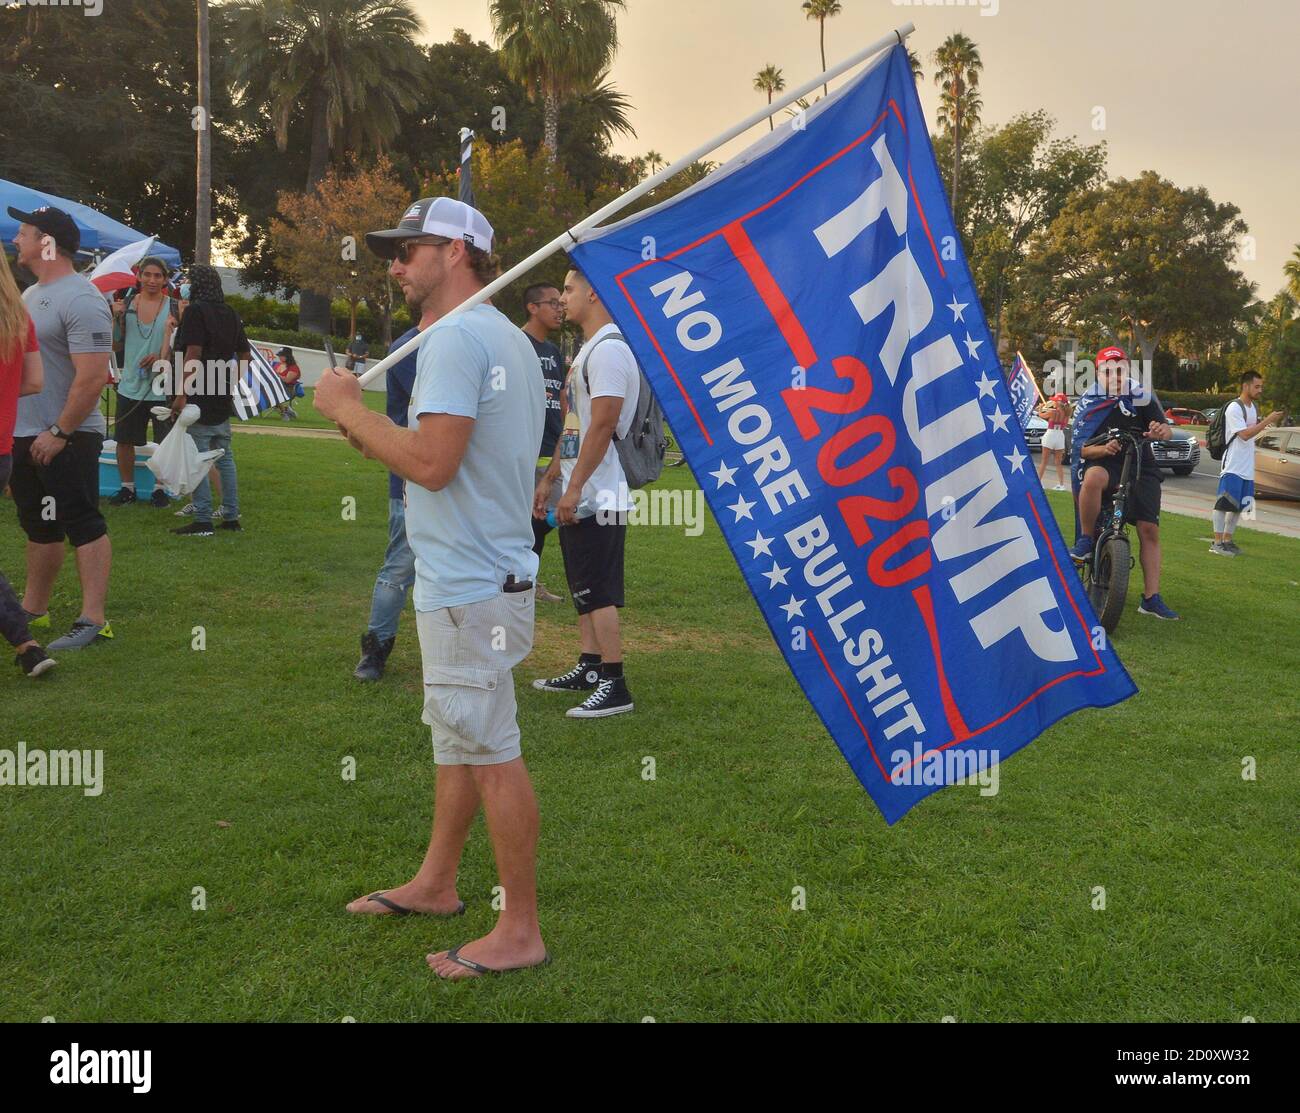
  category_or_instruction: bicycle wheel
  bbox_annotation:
[1088,533,1131,634]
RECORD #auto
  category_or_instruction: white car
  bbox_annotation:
[1024,414,1048,452]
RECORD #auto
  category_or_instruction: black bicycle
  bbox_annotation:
[1076,429,1143,633]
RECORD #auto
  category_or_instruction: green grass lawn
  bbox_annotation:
[101,386,387,434]
[2,435,1297,1022]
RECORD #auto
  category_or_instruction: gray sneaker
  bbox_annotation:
[48,618,114,650]
[1208,542,1235,557]
[175,502,196,517]
[1224,540,1243,555]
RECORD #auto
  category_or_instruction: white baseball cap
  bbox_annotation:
[365,197,494,258]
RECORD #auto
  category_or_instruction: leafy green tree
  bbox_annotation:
[1284,244,1300,303]
[1019,172,1255,379]
[932,32,983,214]
[0,0,241,260]
[959,112,1106,352]
[801,0,842,96]
[490,0,627,161]
[754,65,787,131]
[226,0,426,331]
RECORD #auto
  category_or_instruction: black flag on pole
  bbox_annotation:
[458,128,476,207]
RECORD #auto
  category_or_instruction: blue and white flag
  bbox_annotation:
[1007,352,1040,430]
[569,43,1136,824]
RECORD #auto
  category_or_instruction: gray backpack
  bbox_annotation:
[580,331,666,489]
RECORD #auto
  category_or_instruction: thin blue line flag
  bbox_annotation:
[569,43,1136,823]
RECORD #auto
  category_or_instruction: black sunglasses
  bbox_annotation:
[394,237,452,264]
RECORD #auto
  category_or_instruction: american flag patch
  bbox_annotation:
[92,331,112,346]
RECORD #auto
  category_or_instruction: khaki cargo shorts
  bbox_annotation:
[416,588,536,766]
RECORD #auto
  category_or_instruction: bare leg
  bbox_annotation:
[427,758,546,978]
[1038,448,1049,481]
[116,442,136,483]
[577,611,600,656]
[22,540,64,615]
[1078,468,1108,540]
[1136,521,1161,596]
[346,764,479,916]
[1054,450,1066,488]
[73,535,112,625]
[588,605,622,662]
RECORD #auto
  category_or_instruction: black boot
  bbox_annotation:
[354,632,396,682]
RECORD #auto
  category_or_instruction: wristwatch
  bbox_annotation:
[48,424,72,441]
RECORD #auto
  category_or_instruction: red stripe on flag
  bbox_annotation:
[721,222,818,370]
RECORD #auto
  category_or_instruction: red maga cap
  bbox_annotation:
[1096,345,1127,365]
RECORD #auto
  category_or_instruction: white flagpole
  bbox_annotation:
[357,22,915,388]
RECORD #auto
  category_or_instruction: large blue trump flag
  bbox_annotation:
[569,44,1136,823]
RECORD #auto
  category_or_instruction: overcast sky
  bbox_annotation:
[412,0,1297,299]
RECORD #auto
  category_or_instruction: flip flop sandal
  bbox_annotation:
[362,892,466,918]
[441,944,553,976]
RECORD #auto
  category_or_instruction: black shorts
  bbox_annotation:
[1082,456,1162,525]
[10,432,108,547]
[114,392,173,447]
[559,515,627,615]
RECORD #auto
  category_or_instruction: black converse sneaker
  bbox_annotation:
[533,661,601,693]
[567,677,634,719]
[108,487,137,506]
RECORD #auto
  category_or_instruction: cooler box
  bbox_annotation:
[99,440,160,498]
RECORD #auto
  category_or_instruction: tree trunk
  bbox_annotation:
[952,104,962,215]
[820,22,828,97]
[767,90,773,131]
[543,90,560,163]
[296,96,333,335]
[194,0,211,266]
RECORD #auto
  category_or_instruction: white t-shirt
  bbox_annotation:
[1222,400,1258,480]
[560,324,640,514]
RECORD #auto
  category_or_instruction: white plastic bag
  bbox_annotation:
[145,404,225,498]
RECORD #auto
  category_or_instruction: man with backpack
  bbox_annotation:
[1207,371,1284,556]
[531,267,663,719]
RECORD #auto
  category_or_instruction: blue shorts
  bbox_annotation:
[1215,473,1254,512]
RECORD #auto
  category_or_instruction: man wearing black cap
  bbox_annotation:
[7,206,115,650]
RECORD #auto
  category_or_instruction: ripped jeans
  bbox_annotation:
[366,497,416,641]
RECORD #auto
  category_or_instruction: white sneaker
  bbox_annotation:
[1053,484,1067,491]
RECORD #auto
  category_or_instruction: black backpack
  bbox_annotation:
[1207,400,1246,461]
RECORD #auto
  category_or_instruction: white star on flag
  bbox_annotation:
[963,333,983,360]
[710,460,738,488]
[781,596,806,621]
[763,563,790,588]
[746,531,774,558]
[988,406,1011,433]
[976,371,998,400]
[729,495,756,522]
[947,296,968,322]
[1005,447,1027,474]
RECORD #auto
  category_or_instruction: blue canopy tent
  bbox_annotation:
[0,177,182,268]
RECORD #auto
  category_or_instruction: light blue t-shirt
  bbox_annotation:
[406,304,544,611]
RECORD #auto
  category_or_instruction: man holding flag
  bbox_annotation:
[315,197,550,979]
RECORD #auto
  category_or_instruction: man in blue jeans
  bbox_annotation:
[169,265,245,537]
[354,323,421,681]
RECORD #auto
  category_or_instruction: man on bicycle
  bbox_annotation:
[1068,345,1180,621]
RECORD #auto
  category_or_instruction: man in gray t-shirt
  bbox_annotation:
[6,205,115,651]
[17,271,112,437]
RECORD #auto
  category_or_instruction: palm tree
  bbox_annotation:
[801,0,841,97]
[195,0,211,265]
[491,0,626,162]
[754,65,786,131]
[907,46,923,84]
[931,32,983,212]
[227,0,425,331]
[1284,244,1300,303]
[569,71,637,145]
